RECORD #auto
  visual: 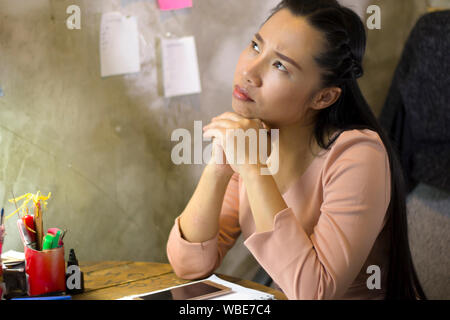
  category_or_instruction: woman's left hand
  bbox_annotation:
[203,112,271,176]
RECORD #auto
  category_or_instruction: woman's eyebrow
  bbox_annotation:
[254,33,303,71]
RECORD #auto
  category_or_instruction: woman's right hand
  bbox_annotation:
[206,138,235,179]
[178,138,235,244]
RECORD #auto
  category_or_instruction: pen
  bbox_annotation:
[1,208,4,226]
[17,219,35,249]
[60,229,67,246]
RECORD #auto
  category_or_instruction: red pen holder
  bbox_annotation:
[24,245,66,296]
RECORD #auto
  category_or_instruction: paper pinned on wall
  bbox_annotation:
[120,0,152,7]
[100,12,140,78]
[161,36,202,98]
[158,0,192,11]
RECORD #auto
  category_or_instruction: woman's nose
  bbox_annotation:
[243,63,262,87]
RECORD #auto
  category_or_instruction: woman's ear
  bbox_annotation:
[311,87,342,111]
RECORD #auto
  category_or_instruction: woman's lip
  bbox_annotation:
[233,86,254,102]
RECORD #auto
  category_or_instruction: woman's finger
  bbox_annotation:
[212,112,244,122]
[203,119,238,130]
[203,127,226,142]
[260,120,271,131]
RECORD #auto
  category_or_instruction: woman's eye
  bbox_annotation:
[274,61,288,72]
[251,41,260,53]
[250,40,288,73]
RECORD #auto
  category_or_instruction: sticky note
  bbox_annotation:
[161,36,202,98]
[100,12,140,78]
[158,0,192,11]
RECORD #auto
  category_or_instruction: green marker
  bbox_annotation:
[52,230,62,249]
[42,234,56,250]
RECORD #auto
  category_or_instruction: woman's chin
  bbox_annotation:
[232,101,255,119]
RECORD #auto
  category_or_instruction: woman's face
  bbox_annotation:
[232,9,326,128]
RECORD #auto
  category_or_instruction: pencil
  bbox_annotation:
[35,202,44,251]
[11,191,21,219]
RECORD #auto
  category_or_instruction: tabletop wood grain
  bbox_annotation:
[74,261,287,300]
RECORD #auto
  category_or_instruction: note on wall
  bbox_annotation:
[100,12,140,78]
[161,36,202,98]
[158,0,192,11]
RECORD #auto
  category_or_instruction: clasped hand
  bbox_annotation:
[203,112,272,176]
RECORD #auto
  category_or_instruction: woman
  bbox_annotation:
[167,0,426,300]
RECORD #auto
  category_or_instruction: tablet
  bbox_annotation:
[135,280,232,300]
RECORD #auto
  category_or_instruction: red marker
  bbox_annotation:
[22,214,36,243]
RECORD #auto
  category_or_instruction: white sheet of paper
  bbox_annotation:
[100,12,141,77]
[1,250,25,261]
[161,36,202,98]
[117,274,275,300]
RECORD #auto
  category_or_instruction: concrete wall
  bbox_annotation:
[0,0,280,267]
[1,0,448,281]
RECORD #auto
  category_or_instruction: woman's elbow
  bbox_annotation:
[167,249,217,280]
[287,272,340,300]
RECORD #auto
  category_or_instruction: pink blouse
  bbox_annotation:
[167,129,391,300]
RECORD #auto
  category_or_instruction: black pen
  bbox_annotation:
[58,229,67,247]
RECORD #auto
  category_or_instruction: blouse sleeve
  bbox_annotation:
[244,130,391,299]
[166,173,241,280]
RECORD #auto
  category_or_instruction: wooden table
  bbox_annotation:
[73,261,287,300]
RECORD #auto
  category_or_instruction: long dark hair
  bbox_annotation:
[266,0,426,300]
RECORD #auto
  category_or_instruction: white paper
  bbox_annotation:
[1,250,25,267]
[161,36,202,98]
[117,274,275,300]
[1,250,25,260]
[100,12,141,77]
